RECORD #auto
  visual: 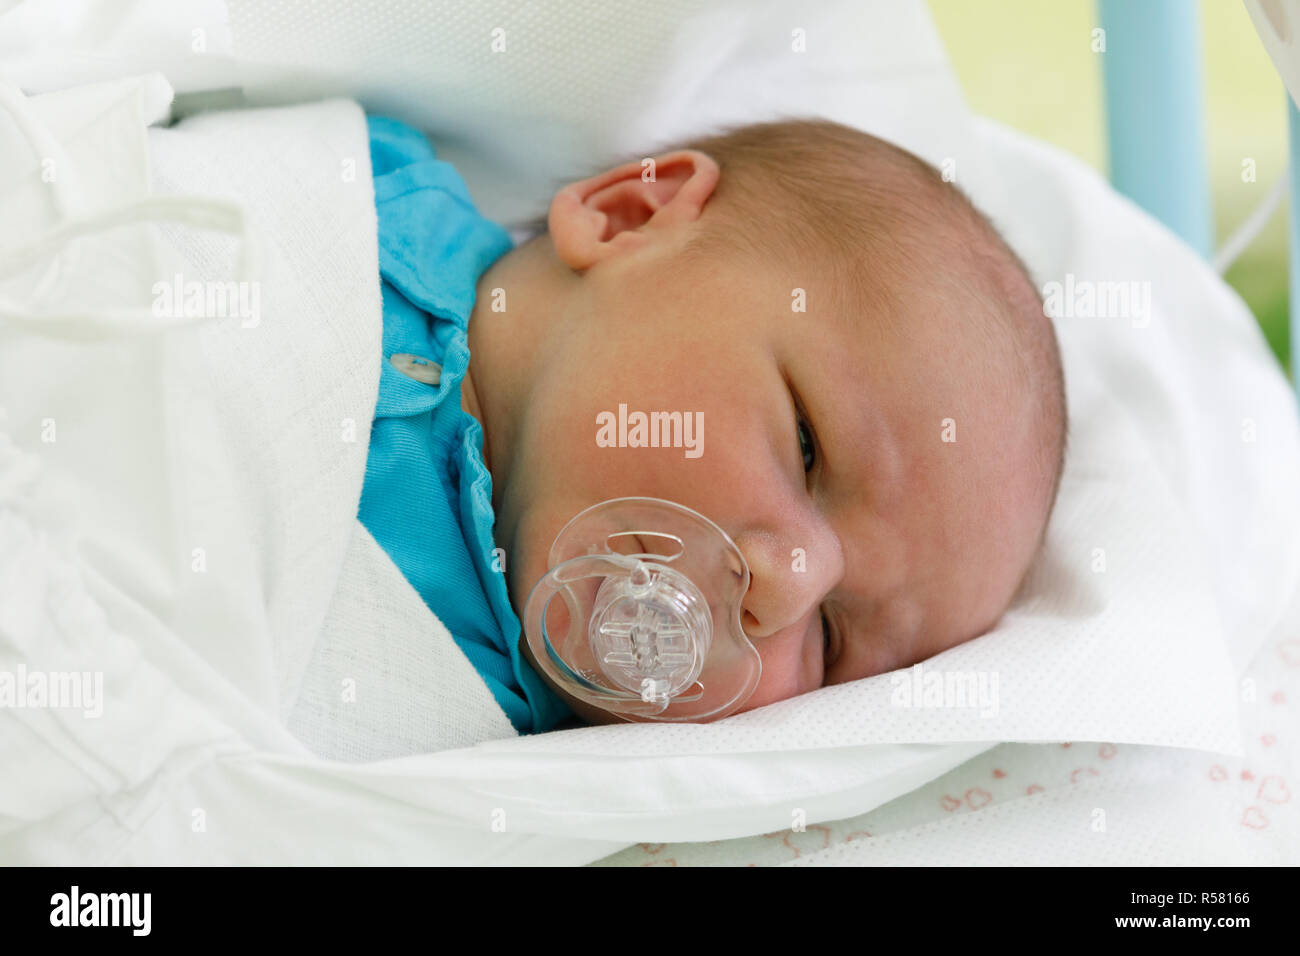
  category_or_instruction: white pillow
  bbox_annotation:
[232,0,975,228]
[0,0,973,226]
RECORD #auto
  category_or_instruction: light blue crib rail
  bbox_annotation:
[1097,0,1214,258]
[1096,0,1297,386]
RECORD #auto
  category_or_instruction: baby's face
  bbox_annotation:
[492,235,1048,724]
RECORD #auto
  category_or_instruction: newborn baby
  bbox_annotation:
[362,116,1066,732]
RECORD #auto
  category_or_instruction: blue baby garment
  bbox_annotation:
[359,115,571,734]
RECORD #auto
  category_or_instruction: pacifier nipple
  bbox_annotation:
[628,562,653,595]
[588,560,711,702]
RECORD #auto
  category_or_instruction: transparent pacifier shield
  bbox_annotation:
[523,497,761,722]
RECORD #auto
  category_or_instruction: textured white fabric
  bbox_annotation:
[0,0,971,228]
[0,0,241,96]
[219,0,972,231]
[0,70,252,333]
[596,584,1300,866]
[286,520,517,759]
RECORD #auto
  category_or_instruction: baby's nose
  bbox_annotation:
[733,530,839,639]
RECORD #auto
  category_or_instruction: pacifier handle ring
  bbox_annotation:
[525,552,676,716]
[539,586,650,702]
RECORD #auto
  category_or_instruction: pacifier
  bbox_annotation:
[523,497,762,722]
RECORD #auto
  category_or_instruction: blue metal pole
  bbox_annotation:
[1097,0,1214,258]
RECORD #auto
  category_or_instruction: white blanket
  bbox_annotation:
[596,588,1300,866]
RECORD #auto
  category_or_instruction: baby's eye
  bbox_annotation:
[820,610,837,680]
[797,415,816,472]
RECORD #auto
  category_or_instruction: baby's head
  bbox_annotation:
[464,118,1066,725]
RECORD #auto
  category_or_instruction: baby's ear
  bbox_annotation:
[547,150,719,271]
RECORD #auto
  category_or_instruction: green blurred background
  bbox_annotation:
[928,0,1291,370]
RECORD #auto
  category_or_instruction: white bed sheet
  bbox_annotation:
[595,585,1300,866]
